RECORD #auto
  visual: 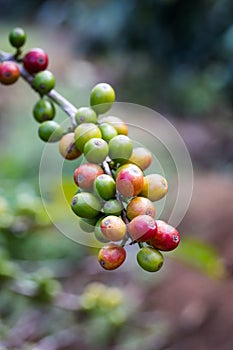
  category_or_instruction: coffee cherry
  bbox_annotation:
[94,218,110,243]
[128,147,152,171]
[100,216,127,241]
[83,138,109,164]
[90,83,115,114]
[99,123,118,142]
[98,243,126,270]
[75,107,97,124]
[116,164,144,198]
[59,133,82,160]
[140,174,168,202]
[109,135,133,164]
[73,163,104,191]
[137,247,164,272]
[148,220,180,251]
[98,116,128,136]
[38,120,63,142]
[128,214,157,242]
[33,70,55,94]
[71,192,101,219]
[23,48,48,73]
[33,98,56,122]
[74,123,102,152]
[126,197,155,220]
[9,27,26,48]
[94,174,116,201]
[0,61,20,85]
[103,199,123,216]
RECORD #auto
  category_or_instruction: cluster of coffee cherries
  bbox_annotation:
[0,28,181,272]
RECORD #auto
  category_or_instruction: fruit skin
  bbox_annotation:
[23,48,48,73]
[0,61,20,85]
[108,135,133,164]
[103,199,123,216]
[33,70,55,94]
[98,116,128,136]
[148,220,180,251]
[98,243,126,270]
[128,214,157,242]
[116,164,144,198]
[33,98,56,122]
[71,192,101,219]
[38,120,63,142]
[74,123,102,152]
[126,197,155,220]
[73,163,104,191]
[59,133,82,160]
[9,27,26,48]
[99,123,118,142]
[83,138,109,164]
[128,147,152,171]
[94,217,110,243]
[90,83,115,114]
[94,174,116,201]
[75,107,97,124]
[140,174,168,202]
[137,247,164,272]
[100,216,127,242]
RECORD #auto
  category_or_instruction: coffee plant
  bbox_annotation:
[0,27,181,273]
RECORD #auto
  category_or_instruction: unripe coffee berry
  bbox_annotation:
[33,70,55,94]
[59,133,82,160]
[23,48,48,73]
[9,27,26,48]
[137,247,164,272]
[33,98,56,123]
[90,83,115,114]
[0,61,20,85]
[38,120,63,142]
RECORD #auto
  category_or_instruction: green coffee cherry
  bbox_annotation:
[9,27,26,48]
[74,123,102,152]
[71,192,102,219]
[103,199,123,216]
[38,121,63,142]
[33,98,56,123]
[99,123,118,142]
[83,138,109,164]
[75,107,97,124]
[94,217,110,243]
[137,247,164,272]
[33,70,55,94]
[90,83,115,114]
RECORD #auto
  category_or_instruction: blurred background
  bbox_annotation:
[0,0,233,349]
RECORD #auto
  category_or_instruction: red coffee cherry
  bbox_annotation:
[73,163,104,191]
[148,220,180,251]
[0,61,20,85]
[128,214,157,242]
[23,48,48,74]
[98,243,126,270]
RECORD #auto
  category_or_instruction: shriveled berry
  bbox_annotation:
[33,98,55,122]
[38,120,63,142]
[98,243,126,270]
[73,163,104,191]
[23,48,48,73]
[33,70,55,94]
[148,220,180,251]
[128,214,157,242]
[71,192,101,219]
[126,196,155,220]
[0,61,20,85]
[9,27,26,48]
[140,174,168,202]
[137,247,164,272]
[100,216,127,242]
[90,83,115,114]
[59,133,82,160]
